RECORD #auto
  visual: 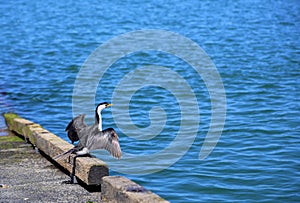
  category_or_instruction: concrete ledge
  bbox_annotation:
[3,113,108,185]
[3,113,169,202]
[102,176,169,203]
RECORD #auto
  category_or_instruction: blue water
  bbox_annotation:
[1,0,300,202]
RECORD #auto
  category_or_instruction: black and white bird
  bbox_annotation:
[54,102,122,160]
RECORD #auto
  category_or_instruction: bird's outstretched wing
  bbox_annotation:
[86,128,122,159]
[65,114,87,144]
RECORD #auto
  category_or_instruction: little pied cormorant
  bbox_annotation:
[54,102,122,161]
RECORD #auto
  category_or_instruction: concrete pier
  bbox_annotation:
[2,113,169,203]
[0,131,103,202]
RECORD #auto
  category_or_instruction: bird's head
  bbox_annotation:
[96,102,113,114]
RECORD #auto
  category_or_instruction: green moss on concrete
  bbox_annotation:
[0,135,24,150]
[0,135,23,143]
[3,113,19,122]
[2,113,19,130]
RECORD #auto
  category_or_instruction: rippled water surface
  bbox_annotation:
[1,0,300,202]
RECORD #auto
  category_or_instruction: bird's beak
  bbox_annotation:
[106,103,113,108]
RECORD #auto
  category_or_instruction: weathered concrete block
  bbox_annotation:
[102,176,169,203]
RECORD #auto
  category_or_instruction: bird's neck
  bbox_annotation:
[96,110,102,131]
[98,115,102,131]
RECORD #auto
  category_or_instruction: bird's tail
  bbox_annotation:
[53,147,77,161]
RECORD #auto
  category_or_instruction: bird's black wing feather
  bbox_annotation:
[65,114,87,143]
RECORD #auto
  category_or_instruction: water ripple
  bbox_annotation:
[1,0,300,202]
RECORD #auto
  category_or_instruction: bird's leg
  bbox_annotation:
[69,153,93,184]
[70,155,79,184]
[62,155,79,184]
[62,148,93,184]
[67,146,86,182]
